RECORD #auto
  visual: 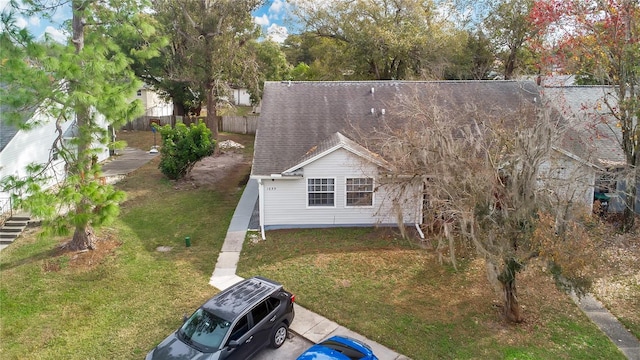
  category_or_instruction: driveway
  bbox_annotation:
[252,332,312,360]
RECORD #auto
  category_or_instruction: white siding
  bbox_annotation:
[0,112,72,200]
[232,88,252,106]
[261,149,421,229]
[137,88,173,117]
[539,150,595,212]
[1,111,110,202]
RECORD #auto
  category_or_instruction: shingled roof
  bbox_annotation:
[543,86,626,168]
[251,80,544,177]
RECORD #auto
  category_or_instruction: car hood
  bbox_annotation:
[296,344,352,360]
[147,332,219,360]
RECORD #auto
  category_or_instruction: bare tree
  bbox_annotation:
[352,83,599,322]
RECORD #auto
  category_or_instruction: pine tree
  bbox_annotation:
[1,0,161,250]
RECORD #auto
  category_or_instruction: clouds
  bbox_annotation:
[266,24,288,43]
[254,14,270,26]
[269,0,286,16]
[1,0,70,43]
[44,26,68,43]
[253,0,290,43]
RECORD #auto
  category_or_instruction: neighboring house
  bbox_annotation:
[230,87,252,107]
[135,85,173,117]
[251,81,597,238]
[544,85,640,213]
[0,106,110,214]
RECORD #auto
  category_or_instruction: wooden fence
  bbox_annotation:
[121,115,174,131]
[123,115,258,134]
[220,116,258,134]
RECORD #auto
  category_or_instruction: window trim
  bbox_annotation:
[344,177,374,208]
[306,177,336,208]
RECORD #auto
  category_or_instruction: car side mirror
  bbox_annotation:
[182,314,188,323]
[228,340,240,348]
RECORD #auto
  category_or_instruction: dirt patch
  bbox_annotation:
[45,232,122,272]
[173,151,248,191]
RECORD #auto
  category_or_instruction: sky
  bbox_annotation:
[0,0,293,43]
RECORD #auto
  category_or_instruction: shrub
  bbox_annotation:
[157,121,215,180]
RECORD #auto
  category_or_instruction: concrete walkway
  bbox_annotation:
[102,147,158,179]
[571,293,640,360]
[209,179,410,360]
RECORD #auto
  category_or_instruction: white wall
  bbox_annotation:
[0,111,72,200]
[0,111,110,202]
[260,149,421,229]
[136,88,173,117]
[538,150,596,213]
[232,88,252,106]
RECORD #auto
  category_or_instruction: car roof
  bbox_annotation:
[202,276,282,321]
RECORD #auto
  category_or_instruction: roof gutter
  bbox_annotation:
[258,179,266,240]
[251,173,304,180]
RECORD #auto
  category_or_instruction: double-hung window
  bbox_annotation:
[346,178,373,207]
[307,178,335,207]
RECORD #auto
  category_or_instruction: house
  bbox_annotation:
[135,85,173,117]
[0,106,110,216]
[251,81,599,238]
[230,87,252,107]
[543,85,640,213]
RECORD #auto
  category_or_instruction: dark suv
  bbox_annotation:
[146,276,295,360]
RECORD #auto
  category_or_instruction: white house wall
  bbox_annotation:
[538,150,595,213]
[0,112,72,200]
[1,112,110,202]
[232,88,252,106]
[261,148,421,229]
[137,88,173,117]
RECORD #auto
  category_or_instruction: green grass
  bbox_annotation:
[0,131,633,360]
[238,228,627,360]
[0,134,247,360]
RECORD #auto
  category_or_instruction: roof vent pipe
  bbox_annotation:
[371,87,375,94]
[381,109,386,115]
[371,108,375,115]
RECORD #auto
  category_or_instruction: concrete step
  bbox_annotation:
[5,220,28,227]
[0,234,18,244]
[8,216,30,222]
[0,226,25,233]
[0,232,18,238]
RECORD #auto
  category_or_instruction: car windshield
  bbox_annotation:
[179,308,231,351]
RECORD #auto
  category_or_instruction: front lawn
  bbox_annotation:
[237,228,628,359]
[0,130,635,360]
[0,132,253,359]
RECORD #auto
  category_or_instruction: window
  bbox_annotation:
[346,178,373,207]
[136,89,142,96]
[251,301,271,325]
[308,178,335,206]
[179,308,231,350]
[228,315,248,342]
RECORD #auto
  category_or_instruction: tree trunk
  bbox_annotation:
[621,166,638,232]
[504,48,517,80]
[67,1,96,252]
[498,257,524,323]
[67,225,97,251]
[502,279,523,323]
[206,86,220,154]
